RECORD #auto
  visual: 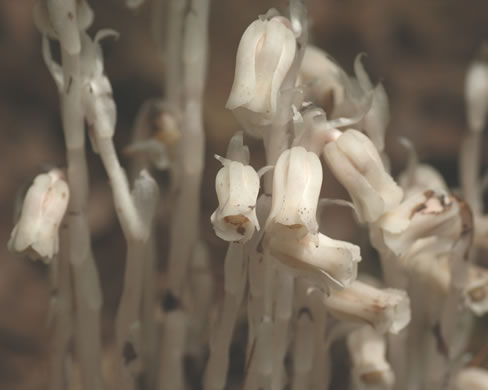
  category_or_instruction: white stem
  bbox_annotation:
[204,243,246,390]
[460,132,483,215]
[59,46,104,390]
[113,242,146,390]
[157,308,187,390]
[49,226,73,390]
[164,0,187,109]
[271,268,294,390]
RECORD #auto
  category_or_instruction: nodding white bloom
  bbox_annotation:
[465,46,488,133]
[266,146,322,240]
[268,232,361,289]
[347,326,395,390]
[455,367,488,390]
[226,14,297,137]
[321,280,410,334]
[323,129,403,223]
[8,169,70,262]
[33,0,94,54]
[377,190,464,258]
[81,31,118,142]
[211,134,260,243]
[300,47,388,152]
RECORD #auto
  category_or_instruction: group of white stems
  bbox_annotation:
[6,1,488,390]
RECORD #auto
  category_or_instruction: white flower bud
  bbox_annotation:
[33,0,94,54]
[266,146,322,240]
[226,15,297,137]
[321,280,410,334]
[347,326,395,390]
[377,190,463,258]
[455,367,488,390]
[323,129,403,223]
[465,46,488,132]
[268,232,361,289]
[81,31,119,142]
[8,169,70,262]
[211,156,260,243]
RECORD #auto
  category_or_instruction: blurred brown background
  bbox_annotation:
[0,0,487,389]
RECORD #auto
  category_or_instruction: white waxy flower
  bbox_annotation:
[323,129,403,223]
[377,190,463,258]
[211,134,260,243]
[465,46,488,133]
[321,280,410,334]
[455,367,488,390]
[268,232,361,289]
[80,31,119,143]
[8,169,70,262]
[266,146,322,240]
[226,14,297,137]
[33,0,94,54]
[347,326,395,390]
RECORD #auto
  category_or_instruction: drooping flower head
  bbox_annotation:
[8,169,70,262]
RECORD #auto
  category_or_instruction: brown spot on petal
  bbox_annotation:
[68,12,74,20]
[468,286,486,302]
[360,371,383,385]
[224,215,249,225]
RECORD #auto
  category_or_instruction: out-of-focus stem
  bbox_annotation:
[460,132,483,215]
[60,47,104,390]
[49,225,73,390]
[204,243,246,390]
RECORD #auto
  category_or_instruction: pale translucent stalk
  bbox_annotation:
[128,101,160,387]
[187,242,214,366]
[204,243,246,390]
[158,309,187,390]
[460,132,483,214]
[292,280,316,390]
[49,226,73,390]
[166,0,209,296]
[271,268,294,390]
[95,128,157,388]
[164,0,187,110]
[60,47,103,390]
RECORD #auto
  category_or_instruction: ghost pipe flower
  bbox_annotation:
[320,280,411,334]
[376,190,463,258]
[268,232,361,289]
[265,146,322,241]
[211,133,260,243]
[8,169,69,262]
[347,326,395,390]
[226,13,297,137]
[323,129,403,224]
